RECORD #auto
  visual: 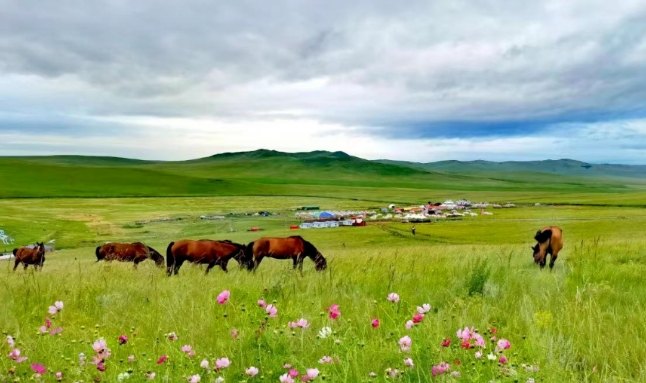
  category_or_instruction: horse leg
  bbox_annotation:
[220,259,229,273]
[174,259,185,275]
[549,251,558,270]
[13,260,19,271]
[253,256,264,272]
[24,263,28,271]
[206,261,217,275]
[292,256,298,269]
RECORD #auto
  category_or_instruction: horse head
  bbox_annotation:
[36,242,46,257]
[147,246,165,267]
[314,252,327,271]
[531,244,542,264]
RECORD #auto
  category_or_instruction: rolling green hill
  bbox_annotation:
[379,158,646,179]
[0,150,644,202]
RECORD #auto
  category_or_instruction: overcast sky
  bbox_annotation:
[1,0,646,163]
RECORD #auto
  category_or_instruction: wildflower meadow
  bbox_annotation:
[2,197,646,382]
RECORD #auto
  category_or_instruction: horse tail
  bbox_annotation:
[245,241,256,270]
[148,246,165,267]
[166,242,175,276]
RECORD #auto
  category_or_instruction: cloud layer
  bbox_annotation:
[1,0,645,162]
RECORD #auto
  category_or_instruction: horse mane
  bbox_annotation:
[534,229,552,244]
[301,238,319,256]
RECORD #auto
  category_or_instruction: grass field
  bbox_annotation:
[1,153,646,382]
[1,195,646,382]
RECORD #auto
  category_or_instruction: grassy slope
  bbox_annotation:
[1,151,643,203]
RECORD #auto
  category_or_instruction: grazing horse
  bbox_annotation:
[166,239,247,276]
[13,242,46,271]
[531,226,563,270]
[95,242,164,268]
[245,236,327,271]
[199,239,250,269]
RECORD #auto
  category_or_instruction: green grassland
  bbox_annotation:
[1,151,646,382]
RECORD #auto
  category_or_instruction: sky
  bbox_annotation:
[1,0,646,163]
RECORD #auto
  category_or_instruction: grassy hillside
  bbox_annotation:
[380,158,646,179]
[0,150,644,203]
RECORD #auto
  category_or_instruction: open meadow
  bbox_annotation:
[2,193,646,383]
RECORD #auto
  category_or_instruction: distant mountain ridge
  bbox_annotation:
[378,158,646,179]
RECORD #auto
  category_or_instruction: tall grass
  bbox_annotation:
[2,239,646,382]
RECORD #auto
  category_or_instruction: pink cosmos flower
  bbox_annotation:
[289,318,310,329]
[97,362,106,372]
[386,368,401,378]
[55,371,63,381]
[200,359,209,369]
[39,326,48,334]
[31,363,46,375]
[404,358,414,368]
[398,336,412,352]
[473,333,486,348]
[188,374,201,383]
[318,356,333,364]
[45,317,52,329]
[8,349,28,363]
[92,338,109,354]
[215,357,231,370]
[157,355,168,365]
[48,301,64,315]
[258,299,267,308]
[442,339,451,347]
[431,362,450,376]
[50,327,63,336]
[266,304,278,318]
[306,368,319,379]
[119,335,128,345]
[387,293,400,303]
[289,369,299,378]
[371,319,380,328]
[497,339,511,351]
[456,327,474,342]
[167,332,179,342]
[417,304,431,314]
[246,366,259,377]
[181,345,194,355]
[6,335,15,348]
[499,355,508,364]
[280,373,295,383]
[412,313,424,324]
[284,364,292,369]
[128,355,135,363]
[327,304,341,319]
[475,351,483,359]
[217,290,230,304]
[405,320,415,330]
[146,372,156,380]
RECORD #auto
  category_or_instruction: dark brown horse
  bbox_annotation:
[95,242,164,268]
[166,239,247,276]
[13,242,46,271]
[245,236,327,271]
[531,226,563,270]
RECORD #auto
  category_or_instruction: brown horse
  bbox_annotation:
[13,242,46,271]
[532,226,563,270]
[166,239,247,276]
[245,236,327,271]
[95,242,164,268]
